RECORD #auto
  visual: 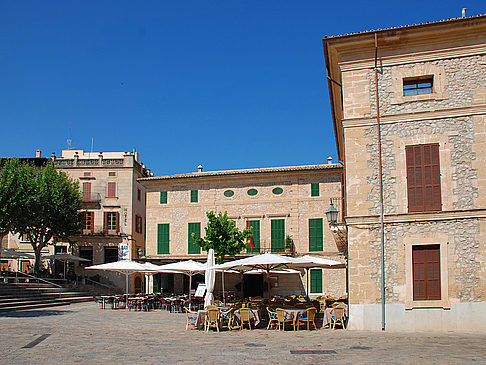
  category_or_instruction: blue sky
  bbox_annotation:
[0,1,483,175]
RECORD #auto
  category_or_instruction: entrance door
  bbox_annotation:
[21,260,30,273]
[0,260,8,272]
[134,276,144,294]
[243,274,264,298]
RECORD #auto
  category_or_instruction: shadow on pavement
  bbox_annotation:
[0,309,73,318]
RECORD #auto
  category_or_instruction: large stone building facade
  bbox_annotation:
[139,163,346,298]
[53,149,151,292]
[324,15,486,331]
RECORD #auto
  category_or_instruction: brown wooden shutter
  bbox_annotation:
[412,245,441,301]
[83,182,91,202]
[103,212,108,233]
[115,212,120,233]
[406,144,441,212]
[108,182,116,197]
[90,212,95,234]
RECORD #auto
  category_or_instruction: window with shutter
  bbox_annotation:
[188,223,201,254]
[190,190,198,203]
[310,269,323,293]
[246,220,260,253]
[157,224,170,254]
[107,182,117,198]
[406,144,441,212]
[309,218,323,251]
[412,245,441,300]
[82,182,91,202]
[271,219,285,253]
[311,183,320,197]
[160,191,167,204]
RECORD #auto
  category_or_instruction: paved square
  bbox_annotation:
[1,302,485,364]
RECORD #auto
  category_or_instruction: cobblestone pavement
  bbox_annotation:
[1,302,485,364]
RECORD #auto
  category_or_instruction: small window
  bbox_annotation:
[272,187,283,195]
[135,215,143,234]
[137,188,141,201]
[104,212,119,232]
[190,190,198,203]
[83,172,91,177]
[311,183,320,197]
[403,77,433,96]
[160,191,167,204]
[108,172,116,177]
[247,188,258,196]
[79,246,93,266]
[104,247,119,263]
[55,246,67,254]
[107,182,117,198]
[310,269,323,293]
[224,190,234,198]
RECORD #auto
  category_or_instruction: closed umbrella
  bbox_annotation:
[204,249,216,308]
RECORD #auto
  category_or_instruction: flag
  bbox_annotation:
[247,220,255,251]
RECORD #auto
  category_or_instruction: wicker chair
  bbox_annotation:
[330,306,346,330]
[184,307,199,330]
[220,308,234,331]
[297,307,317,331]
[276,308,295,331]
[239,307,252,330]
[205,308,220,332]
[266,307,278,330]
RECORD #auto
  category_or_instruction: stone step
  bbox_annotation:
[0,292,94,303]
[0,296,93,312]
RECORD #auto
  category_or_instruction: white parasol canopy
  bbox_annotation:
[204,249,216,308]
[0,248,34,259]
[155,260,206,309]
[85,260,156,295]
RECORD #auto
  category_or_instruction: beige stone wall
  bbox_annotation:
[143,167,347,295]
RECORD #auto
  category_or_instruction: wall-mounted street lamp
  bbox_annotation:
[325,200,347,253]
[325,201,339,226]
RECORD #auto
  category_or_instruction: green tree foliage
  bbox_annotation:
[193,211,252,264]
[0,159,82,275]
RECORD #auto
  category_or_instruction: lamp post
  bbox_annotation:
[325,200,349,295]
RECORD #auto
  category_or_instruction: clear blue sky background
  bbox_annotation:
[0,1,483,175]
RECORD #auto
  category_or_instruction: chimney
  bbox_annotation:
[462,8,466,18]
[36,149,42,158]
[327,156,333,164]
[198,165,203,173]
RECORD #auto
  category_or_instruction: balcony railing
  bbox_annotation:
[79,228,120,236]
[81,192,102,203]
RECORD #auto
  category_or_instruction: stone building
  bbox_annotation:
[323,15,486,331]
[139,163,346,298]
[53,149,151,292]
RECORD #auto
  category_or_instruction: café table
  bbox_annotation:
[233,308,261,328]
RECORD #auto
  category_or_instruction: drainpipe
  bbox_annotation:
[374,33,386,331]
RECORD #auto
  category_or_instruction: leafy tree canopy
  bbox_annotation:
[192,211,252,264]
[0,159,82,275]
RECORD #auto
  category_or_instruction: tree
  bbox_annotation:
[0,159,82,275]
[192,211,252,264]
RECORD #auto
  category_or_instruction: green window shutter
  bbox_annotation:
[271,219,285,253]
[310,269,323,293]
[157,224,170,254]
[153,274,160,293]
[190,190,198,203]
[160,191,167,204]
[246,220,261,253]
[188,222,201,254]
[311,183,320,197]
[309,218,323,252]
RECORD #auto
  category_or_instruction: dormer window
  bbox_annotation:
[403,77,433,96]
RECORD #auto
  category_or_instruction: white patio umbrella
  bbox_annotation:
[154,260,206,309]
[204,249,216,308]
[85,260,156,295]
[215,253,302,299]
[44,253,90,279]
[291,255,345,298]
[0,248,34,259]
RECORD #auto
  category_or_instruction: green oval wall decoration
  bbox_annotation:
[223,190,234,197]
[247,188,258,196]
[272,187,283,195]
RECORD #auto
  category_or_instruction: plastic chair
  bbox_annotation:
[297,307,317,331]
